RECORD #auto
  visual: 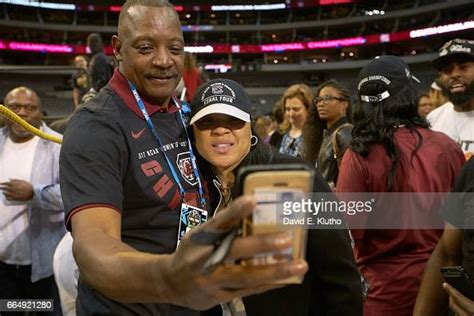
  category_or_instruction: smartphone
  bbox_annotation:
[441,266,474,300]
[236,163,315,284]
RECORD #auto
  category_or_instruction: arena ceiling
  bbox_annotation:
[49,0,280,4]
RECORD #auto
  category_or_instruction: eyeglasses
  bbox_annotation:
[313,95,346,105]
[6,103,40,113]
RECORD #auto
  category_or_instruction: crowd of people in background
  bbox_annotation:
[0,0,473,315]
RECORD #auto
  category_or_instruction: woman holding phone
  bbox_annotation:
[189,79,362,316]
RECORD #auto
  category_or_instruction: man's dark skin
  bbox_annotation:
[438,60,474,112]
[0,87,43,202]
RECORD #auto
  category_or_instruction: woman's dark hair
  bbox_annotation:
[302,79,351,164]
[190,124,273,197]
[351,81,429,190]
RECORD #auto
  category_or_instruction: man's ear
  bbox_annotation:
[112,35,123,62]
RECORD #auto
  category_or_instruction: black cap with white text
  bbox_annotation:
[190,79,251,125]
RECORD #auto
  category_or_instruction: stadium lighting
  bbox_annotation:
[0,0,75,10]
[410,20,474,38]
[319,0,353,4]
[0,20,472,55]
[307,37,366,49]
[365,9,385,16]
[211,4,286,11]
[261,43,305,52]
[184,45,214,53]
[3,0,360,12]
[8,42,73,53]
[204,64,232,73]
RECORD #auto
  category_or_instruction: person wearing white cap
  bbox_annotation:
[190,78,363,316]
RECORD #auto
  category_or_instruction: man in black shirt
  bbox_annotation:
[60,1,308,315]
[87,33,112,92]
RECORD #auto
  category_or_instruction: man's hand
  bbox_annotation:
[0,179,34,201]
[443,282,474,316]
[165,196,308,310]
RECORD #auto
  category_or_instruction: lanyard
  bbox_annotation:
[127,80,206,209]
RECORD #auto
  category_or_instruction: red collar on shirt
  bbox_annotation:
[108,68,180,119]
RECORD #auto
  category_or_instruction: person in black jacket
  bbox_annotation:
[87,33,113,92]
[190,78,363,316]
[302,80,352,189]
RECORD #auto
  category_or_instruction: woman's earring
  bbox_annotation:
[250,135,258,147]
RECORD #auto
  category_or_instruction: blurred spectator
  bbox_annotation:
[50,90,97,134]
[414,157,474,315]
[0,87,65,316]
[254,115,274,144]
[429,80,449,109]
[428,38,474,158]
[417,92,435,118]
[269,98,288,149]
[87,33,113,92]
[182,52,207,102]
[278,84,313,157]
[338,56,465,315]
[71,55,90,108]
[303,80,352,188]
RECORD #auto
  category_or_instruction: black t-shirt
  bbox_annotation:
[442,157,474,277]
[89,52,113,91]
[60,86,207,315]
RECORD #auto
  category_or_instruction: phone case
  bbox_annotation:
[236,164,315,284]
[441,266,474,300]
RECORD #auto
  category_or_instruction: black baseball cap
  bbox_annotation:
[190,79,251,125]
[357,55,420,103]
[432,38,474,70]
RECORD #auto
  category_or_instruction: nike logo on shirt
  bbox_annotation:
[131,128,146,139]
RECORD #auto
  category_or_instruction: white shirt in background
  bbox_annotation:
[0,136,39,265]
[427,102,474,155]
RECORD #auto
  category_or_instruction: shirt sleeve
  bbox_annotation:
[60,108,128,230]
